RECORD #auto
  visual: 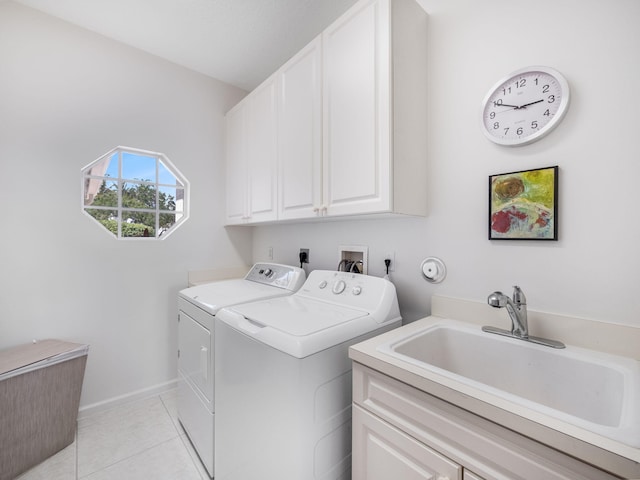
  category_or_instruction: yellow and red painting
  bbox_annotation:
[489,166,558,240]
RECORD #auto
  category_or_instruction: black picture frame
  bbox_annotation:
[489,166,558,241]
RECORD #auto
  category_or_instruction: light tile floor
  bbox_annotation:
[16,389,209,480]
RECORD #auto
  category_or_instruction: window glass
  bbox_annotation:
[82,147,189,239]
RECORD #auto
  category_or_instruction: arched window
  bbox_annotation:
[82,146,189,239]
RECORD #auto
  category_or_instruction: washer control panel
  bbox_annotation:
[318,277,362,296]
[299,270,397,314]
[245,263,306,291]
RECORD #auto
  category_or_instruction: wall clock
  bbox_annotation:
[481,66,570,146]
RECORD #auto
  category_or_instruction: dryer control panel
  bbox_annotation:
[245,263,306,291]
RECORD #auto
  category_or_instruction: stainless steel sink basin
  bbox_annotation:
[377,321,640,447]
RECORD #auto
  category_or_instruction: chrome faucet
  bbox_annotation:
[487,286,528,338]
[483,286,565,349]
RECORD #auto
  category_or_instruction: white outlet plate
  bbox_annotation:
[383,251,395,272]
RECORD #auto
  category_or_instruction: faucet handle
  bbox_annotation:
[512,285,526,305]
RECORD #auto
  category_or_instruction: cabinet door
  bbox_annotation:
[322,0,391,217]
[177,312,212,405]
[353,405,461,480]
[225,102,248,224]
[278,37,323,220]
[246,76,278,222]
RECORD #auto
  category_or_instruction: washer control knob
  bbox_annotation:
[264,268,273,277]
[332,280,346,294]
[352,286,362,296]
[318,280,328,289]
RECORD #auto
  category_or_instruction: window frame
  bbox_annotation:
[82,146,190,240]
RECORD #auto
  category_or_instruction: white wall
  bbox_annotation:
[1,0,638,410]
[251,0,640,327]
[0,2,249,407]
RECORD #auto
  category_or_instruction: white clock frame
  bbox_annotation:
[481,66,570,146]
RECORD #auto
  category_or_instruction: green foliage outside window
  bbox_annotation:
[87,180,175,237]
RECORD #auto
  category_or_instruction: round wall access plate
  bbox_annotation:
[421,257,446,284]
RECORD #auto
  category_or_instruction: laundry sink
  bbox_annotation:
[376,321,640,447]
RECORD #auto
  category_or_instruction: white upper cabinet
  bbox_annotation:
[322,0,391,217]
[321,0,427,218]
[278,37,323,220]
[247,77,278,222]
[225,75,278,224]
[225,102,247,225]
[225,0,427,225]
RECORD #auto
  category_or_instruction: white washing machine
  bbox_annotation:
[215,270,401,480]
[177,263,306,477]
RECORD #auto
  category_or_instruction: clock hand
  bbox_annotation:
[517,99,544,109]
[493,103,520,108]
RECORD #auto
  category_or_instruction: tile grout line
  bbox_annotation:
[77,436,185,479]
[159,392,183,436]
[77,393,183,479]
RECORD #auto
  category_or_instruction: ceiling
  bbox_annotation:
[10,0,359,91]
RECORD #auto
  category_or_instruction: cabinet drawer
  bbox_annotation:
[353,404,460,480]
[353,363,621,480]
[463,470,485,480]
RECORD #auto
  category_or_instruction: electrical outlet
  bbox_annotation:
[384,251,395,272]
[299,248,309,263]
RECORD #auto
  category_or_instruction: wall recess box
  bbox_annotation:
[338,245,368,274]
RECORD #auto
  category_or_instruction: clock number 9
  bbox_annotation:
[489,111,496,119]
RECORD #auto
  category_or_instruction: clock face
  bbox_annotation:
[481,66,570,146]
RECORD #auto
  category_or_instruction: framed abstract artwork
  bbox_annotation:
[489,166,558,240]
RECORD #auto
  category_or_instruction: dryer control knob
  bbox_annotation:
[332,280,346,294]
[352,286,362,295]
[318,280,327,289]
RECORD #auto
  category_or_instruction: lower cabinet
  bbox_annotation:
[353,404,460,480]
[352,363,622,480]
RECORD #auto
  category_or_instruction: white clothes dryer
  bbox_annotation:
[215,270,401,480]
[177,263,305,477]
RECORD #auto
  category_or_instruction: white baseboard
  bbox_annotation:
[78,378,178,419]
